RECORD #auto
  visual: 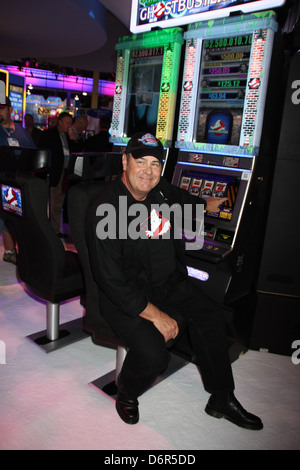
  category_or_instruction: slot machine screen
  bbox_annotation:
[1,184,24,218]
[178,170,241,223]
[124,47,164,138]
[194,33,252,146]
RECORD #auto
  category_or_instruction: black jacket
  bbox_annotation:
[86,176,206,319]
[83,130,113,152]
[40,126,81,186]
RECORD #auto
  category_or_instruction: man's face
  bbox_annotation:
[24,114,34,128]
[76,117,88,132]
[58,116,72,133]
[0,106,12,126]
[122,154,161,201]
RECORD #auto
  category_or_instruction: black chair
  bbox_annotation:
[68,152,127,394]
[68,178,128,394]
[67,152,188,397]
[0,146,88,352]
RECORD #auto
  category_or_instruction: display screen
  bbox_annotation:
[194,33,252,145]
[1,184,23,217]
[9,84,24,122]
[124,47,163,137]
[178,170,241,222]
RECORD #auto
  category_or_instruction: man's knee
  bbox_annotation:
[137,344,169,375]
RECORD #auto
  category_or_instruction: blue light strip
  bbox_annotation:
[187,266,209,282]
[177,161,251,173]
[178,147,255,158]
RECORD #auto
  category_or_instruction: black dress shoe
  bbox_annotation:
[205,392,263,430]
[116,396,139,425]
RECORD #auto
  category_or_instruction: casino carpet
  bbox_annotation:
[0,236,299,451]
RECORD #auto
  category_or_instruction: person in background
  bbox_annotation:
[84,115,112,152]
[47,115,58,129]
[69,115,88,150]
[40,111,81,238]
[24,113,43,147]
[0,97,35,264]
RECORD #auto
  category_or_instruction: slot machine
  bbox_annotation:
[172,10,283,320]
[108,2,288,350]
[109,27,184,172]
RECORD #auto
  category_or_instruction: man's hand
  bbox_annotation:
[67,127,78,141]
[205,196,228,213]
[140,302,179,343]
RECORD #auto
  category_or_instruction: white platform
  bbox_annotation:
[0,238,299,450]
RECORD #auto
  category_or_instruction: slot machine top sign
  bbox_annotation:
[130,0,285,33]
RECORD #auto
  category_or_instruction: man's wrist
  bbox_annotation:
[140,302,160,323]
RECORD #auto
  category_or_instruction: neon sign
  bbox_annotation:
[130,0,285,33]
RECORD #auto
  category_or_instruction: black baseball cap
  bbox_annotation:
[0,97,11,108]
[126,132,163,163]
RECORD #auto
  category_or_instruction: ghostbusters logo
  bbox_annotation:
[5,187,18,207]
[210,119,226,136]
[248,78,260,89]
[184,81,193,92]
[141,209,171,238]
[154,2,165,18]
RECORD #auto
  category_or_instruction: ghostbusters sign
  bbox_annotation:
[130,0,285,33]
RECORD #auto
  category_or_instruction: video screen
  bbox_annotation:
[124,47,163,137]
[1,184,23,217]
[178,170,241,222]
[9,84,24,123]
[194,33,252,146]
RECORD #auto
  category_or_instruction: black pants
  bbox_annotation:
[103,279,235,399]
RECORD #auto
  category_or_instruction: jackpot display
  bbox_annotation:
[194,34,252,146]
[176,11,278,155]
[110,27,184,148]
